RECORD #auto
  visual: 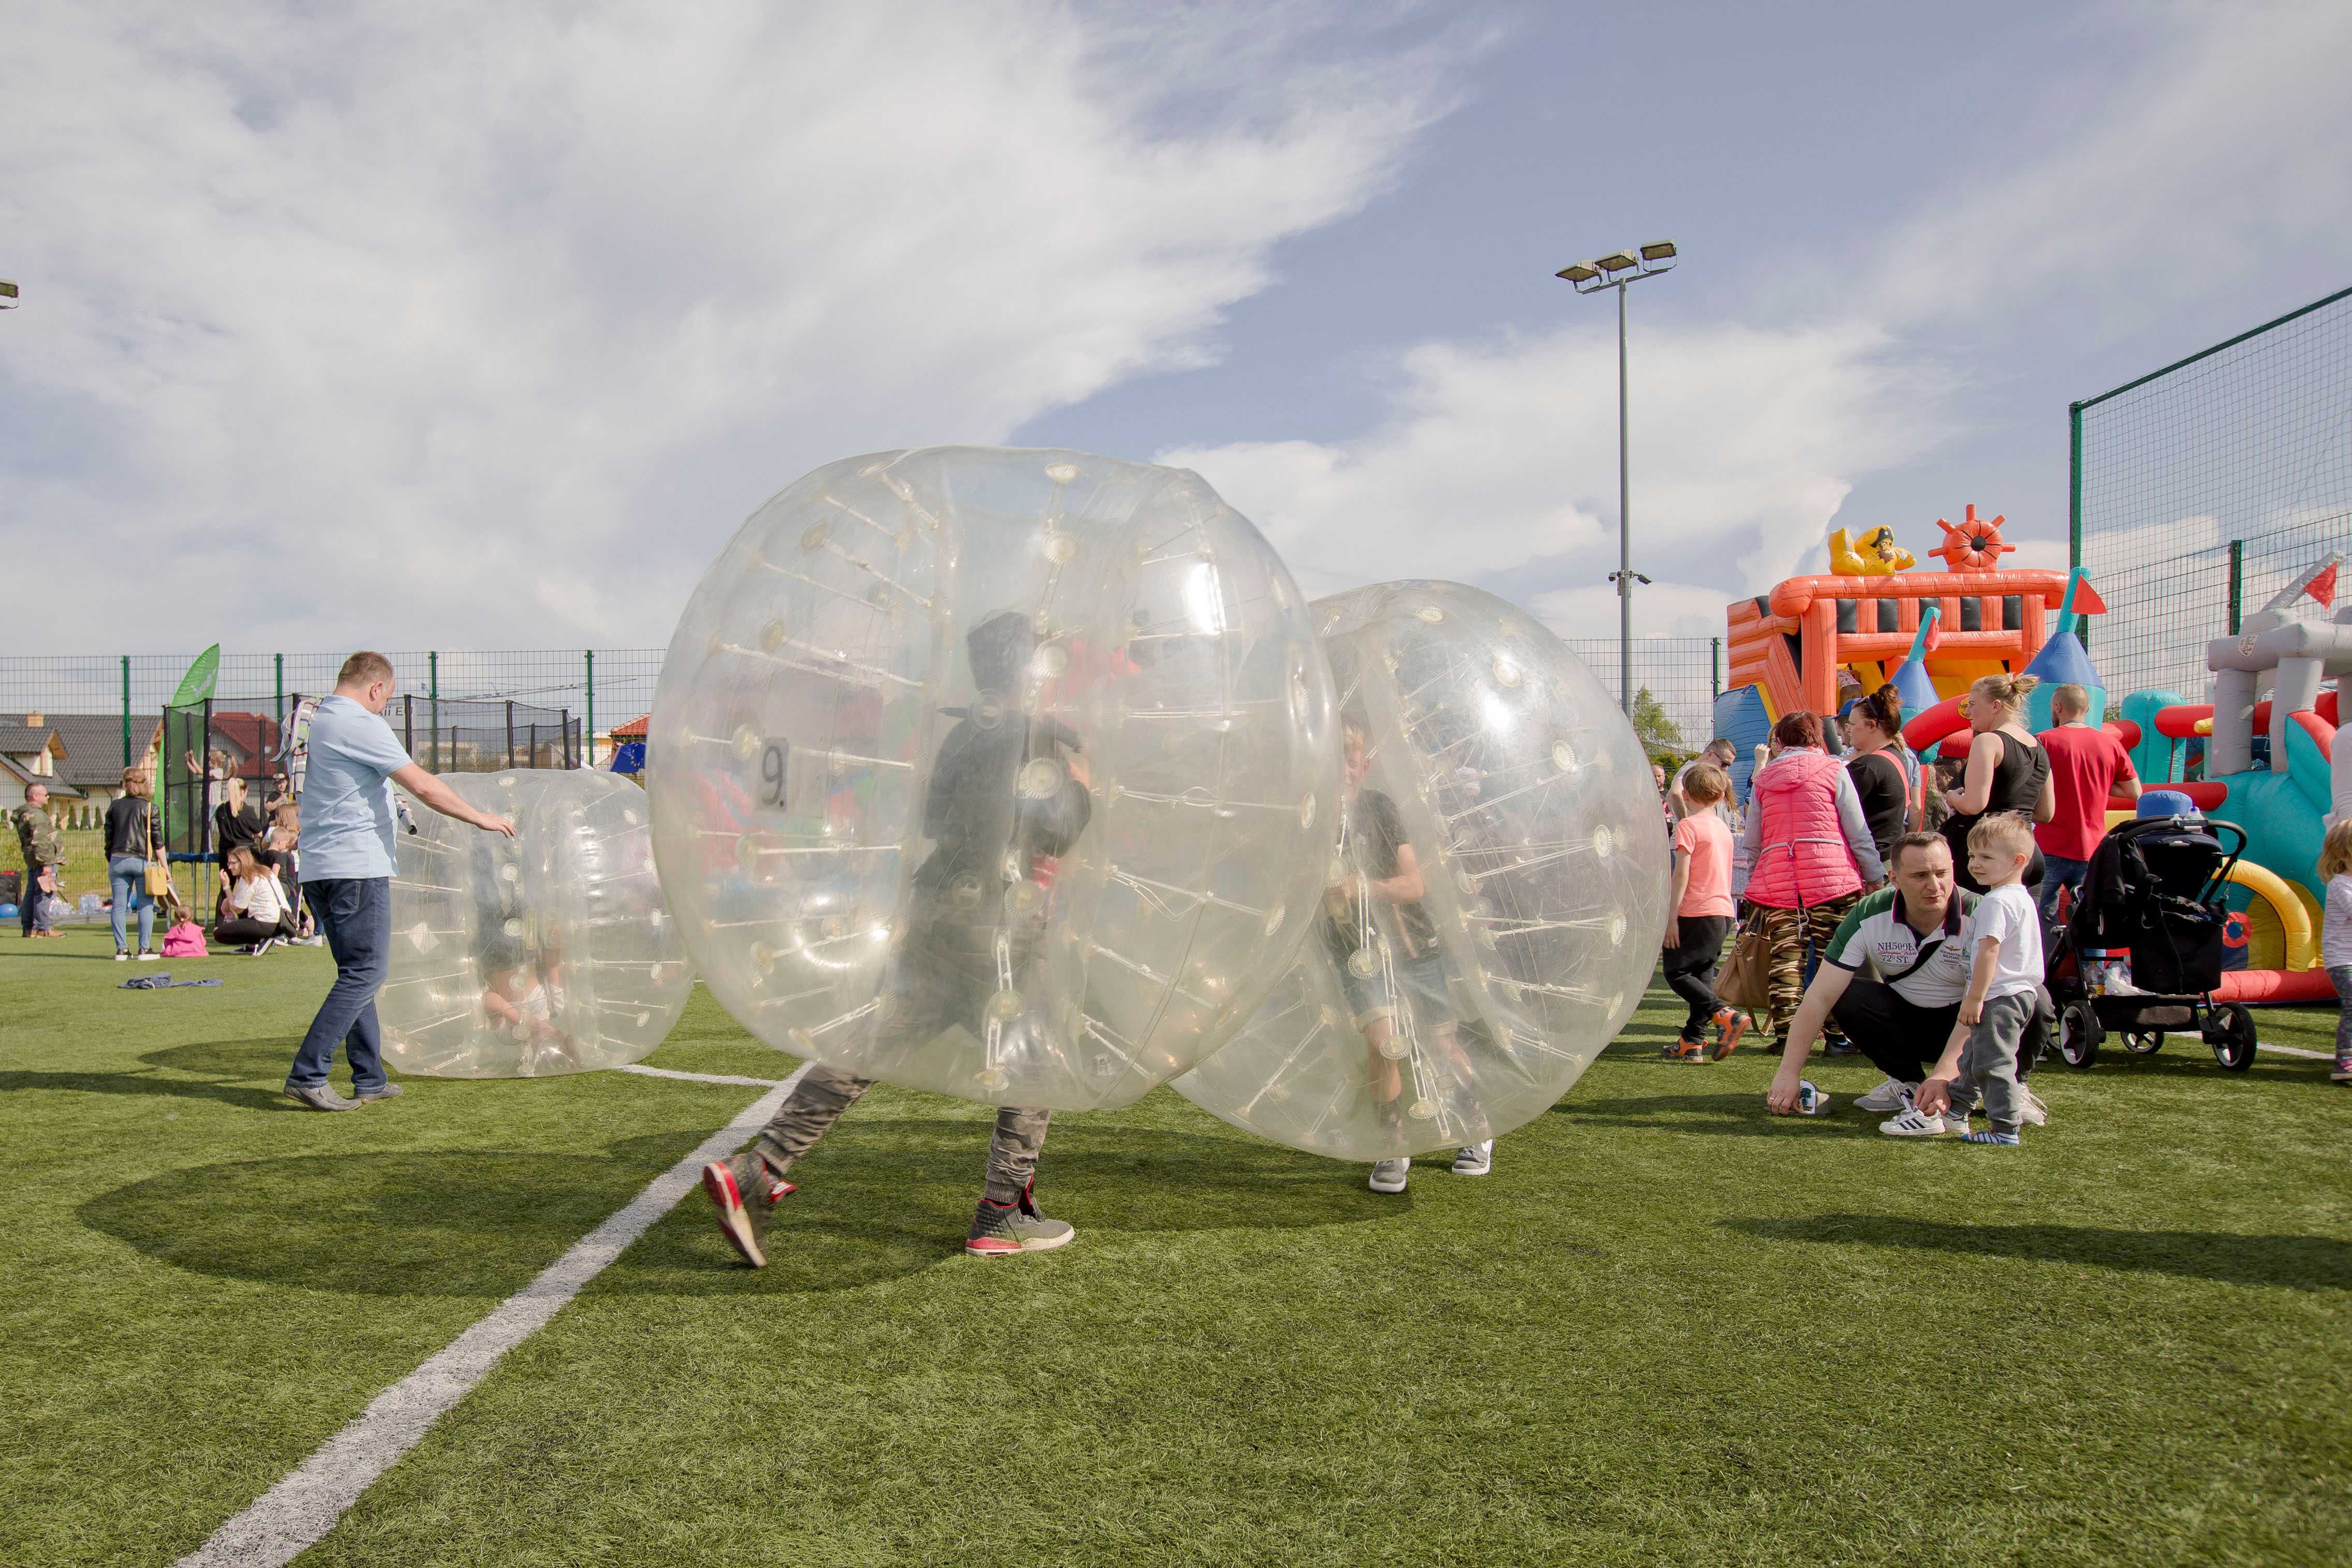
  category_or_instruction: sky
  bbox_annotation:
[3,0,2349,656]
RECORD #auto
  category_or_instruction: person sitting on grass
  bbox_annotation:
[1764,832,2047,1126]
[2318,819,2352,1084]
[1660,763,1744,1061]
[213,843,300,954]
[1897,813,2044,1144]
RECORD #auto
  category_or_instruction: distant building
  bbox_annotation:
[0,712,164,812]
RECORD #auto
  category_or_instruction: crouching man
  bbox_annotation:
[1763,832,2046,1128]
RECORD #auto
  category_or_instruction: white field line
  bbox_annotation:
[620,1063,788,1088]
[2253,1041,2331,1060]
[176,1062,809,1568]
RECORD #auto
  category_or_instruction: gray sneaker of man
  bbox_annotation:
[354,1083,405,1103]
[965,1183,1075,1256]
[284,1082,359,1112]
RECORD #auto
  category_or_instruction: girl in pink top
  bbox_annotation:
[1661,765,1745,1060]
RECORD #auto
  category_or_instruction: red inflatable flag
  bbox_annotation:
[2071,576,2108,616]
[2306,561,2338,609]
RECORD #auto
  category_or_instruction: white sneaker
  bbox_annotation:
[2017,1086,2048,1126]
[1880,1107,1958,1137]
[1855,1078,1917,1113]
[1368,1158,1410,1194]
[113,951,129,961]
[1451,1141,1493,1177]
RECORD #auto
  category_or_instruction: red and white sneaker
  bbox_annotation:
[701,1150,796,1268]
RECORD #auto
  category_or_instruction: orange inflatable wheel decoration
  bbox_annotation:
[1932,503,2014,572]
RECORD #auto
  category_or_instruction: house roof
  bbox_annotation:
[0,712,162,789]
[209,711,283,766]
[0,753,88,799]
[612,713,652,738]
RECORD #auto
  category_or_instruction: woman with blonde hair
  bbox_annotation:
[102,766,160,960]
[1940,672,2055,894]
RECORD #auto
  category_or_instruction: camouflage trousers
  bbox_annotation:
[1752,894,1859,1045]
[753,1061,1051,1205]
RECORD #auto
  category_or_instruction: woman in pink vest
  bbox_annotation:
[1740,711,1888,1050]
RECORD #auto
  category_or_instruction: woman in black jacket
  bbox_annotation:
[103,767,159,960]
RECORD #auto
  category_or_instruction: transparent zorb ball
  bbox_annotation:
[1174,582,1668,1159]
[380,770,693,1077]
[647,447,1336,1110]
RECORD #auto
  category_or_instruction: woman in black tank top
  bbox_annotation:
[1941,673,2054,893]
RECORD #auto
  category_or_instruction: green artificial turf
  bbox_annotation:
[2,924,2348,1566]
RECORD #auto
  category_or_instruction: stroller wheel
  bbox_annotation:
[2058,1003,2102,1070]
[2203,1002,2257,1072]
[2123,1029,2165,1056]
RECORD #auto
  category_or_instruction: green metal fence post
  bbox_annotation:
[429,650,440,773]
[121,656,131,768]
[2068,401,2084,650]
[2227,540,2244,635]
[585,649,595,768]
[1710,637,1721,701]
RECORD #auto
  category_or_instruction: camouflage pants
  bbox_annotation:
[1752,894,1859,1045]
[753,1061,1051,1205]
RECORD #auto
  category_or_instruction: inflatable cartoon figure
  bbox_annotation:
[1827,525,1916,576]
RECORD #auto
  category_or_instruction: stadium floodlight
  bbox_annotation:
[0,280,17,310]
[1552,240,1682,714]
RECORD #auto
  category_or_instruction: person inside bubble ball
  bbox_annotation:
[703,609,1093,1266]
[1324,719,1491,1195]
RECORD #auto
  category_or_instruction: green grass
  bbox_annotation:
[2,925,2348,1566]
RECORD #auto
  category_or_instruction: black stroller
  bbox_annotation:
[2048,814,2258,1072]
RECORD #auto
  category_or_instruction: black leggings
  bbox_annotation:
[214,915,296,946]
[1662,914,1732,1036]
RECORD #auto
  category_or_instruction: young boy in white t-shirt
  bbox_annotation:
[1910,813,2043,1145]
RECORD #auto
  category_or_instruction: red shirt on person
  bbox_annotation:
[2036,724,2138,860]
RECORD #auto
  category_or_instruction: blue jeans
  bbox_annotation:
[291,877,391,1091]
[2038,855,2092,923]
[107,854,155,952]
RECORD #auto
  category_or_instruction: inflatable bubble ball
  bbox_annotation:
[1173,581,1669,1160]
[380,769,693,1077]
[648,446,1337,1111]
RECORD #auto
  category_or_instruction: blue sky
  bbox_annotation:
[3,1,2348,652]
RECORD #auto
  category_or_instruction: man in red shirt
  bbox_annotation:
[2035,682,2141,920]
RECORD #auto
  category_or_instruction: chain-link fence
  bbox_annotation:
[4,638,1727,789]
[2075,284,2352,701]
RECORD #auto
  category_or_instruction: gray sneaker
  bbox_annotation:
[1450,1141,1493,1177]
[1368,1157,1411,1194]
[284,1081,359,1112]
[354,1082,404,1103]
[965,1183,1075,1256]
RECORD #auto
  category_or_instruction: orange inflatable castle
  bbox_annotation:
[1725,506,2069,718]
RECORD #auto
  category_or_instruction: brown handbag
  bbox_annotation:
[1714,915,1773,1011]
[143,801,173,903]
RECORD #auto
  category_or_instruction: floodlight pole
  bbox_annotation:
[1616,283,1631,715]
[1557,244,1676,717]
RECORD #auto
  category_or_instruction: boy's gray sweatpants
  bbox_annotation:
[755,1061,1051,1204]
[1948,990,2034,1131]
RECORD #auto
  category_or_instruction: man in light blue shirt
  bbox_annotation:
[287,651,515,1112]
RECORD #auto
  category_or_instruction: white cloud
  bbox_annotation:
[0,1,1443,649]
[1161,319,1942,611]
[1870,3,2352,332]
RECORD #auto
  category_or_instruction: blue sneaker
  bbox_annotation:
[1960,1129,2022,1145]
